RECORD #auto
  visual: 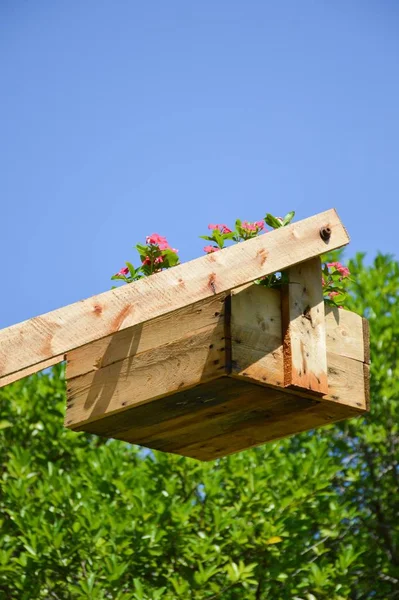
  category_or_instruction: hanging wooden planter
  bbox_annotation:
[0,210,369,460]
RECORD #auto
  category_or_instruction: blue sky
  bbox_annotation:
[1,1,398,329]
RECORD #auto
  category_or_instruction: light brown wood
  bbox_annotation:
[66,316,226,428]
[74,376,361,461]
[230,284,368,410]
[66,282,369,460]
[0,209,349,386]
[123,385,317,457]
[362,317,370,365]
[282,257,328,394]
[67,283,367,432]
[230,284,283,387]
[325,306,366,363]
[66,295,226,380]
[231,349,367,411]
[0,355,65,387]
[231,286,367,366]
[179,398,361,461]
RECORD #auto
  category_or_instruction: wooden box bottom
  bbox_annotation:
[71,376,361,461]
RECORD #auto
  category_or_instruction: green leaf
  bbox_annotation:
[212,229,224,248]
[266,535,283,545]
[265,213,283,229]
[282,211,295,226]
[135,243,148,255]
[126,262,135,277]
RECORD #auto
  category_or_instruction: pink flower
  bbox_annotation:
[142,256,151,265]
[116,266,129,276]
[154,256,164,265]
[241,221,264,233]
[241,221,256,231]
[145,233,178,252]
[329,291,340,299]
[146,233,169,248]
[327,262,350,278]
[204,245,220,253]
[158,241,170,250]
[208,224,232,234]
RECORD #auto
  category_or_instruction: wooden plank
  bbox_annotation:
[325,306,366,363]
[363,363,370,411]
[66,322,226,428]
[180,399,361,461]
[66,295,226,380]
[231,285,366,368]
[72,377,319,457]
[362,317,370,365]
[232,347,368,411]
[71,376,238,436]
[0,355,65,387]
[230,284,283,386]
[282,257,328,394]
[121,385,317,454]
[0,209,349,386]
[230,284,367,410]
[74,375,362,461]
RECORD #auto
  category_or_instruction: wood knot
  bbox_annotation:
[208,273,217,294]
[93,304,103,316]
[303,305,312,323]
[256,248,268,266]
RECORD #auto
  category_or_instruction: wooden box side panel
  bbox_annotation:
[230,284,283,386]
[74,375,363,462]
[65,295,227,429]
[230,284,369,412]
[76,377,321,461]
[282,257,328,394]
[179,400,361,461]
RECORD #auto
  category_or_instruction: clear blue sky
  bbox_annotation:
[1,1,398,329]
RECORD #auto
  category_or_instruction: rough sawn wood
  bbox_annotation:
[66,282,369,460]
[0,208,369,461]
[0,209,348,387]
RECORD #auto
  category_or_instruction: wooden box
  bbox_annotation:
[0,210,369,460]
[64,266,369,461]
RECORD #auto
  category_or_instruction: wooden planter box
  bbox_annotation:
[0,210,369,460]
[65,265,369,460]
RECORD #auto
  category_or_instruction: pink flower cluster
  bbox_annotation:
[241,221,264,233]
[204,245,220,254]
[203,219,266,253]
[322,261,351,305]
[327,262,350,278]
[142,255,165,266]
[146,233,178,254]
[113,211,351,310]
[208,224,232,234]
[114,233,179,278]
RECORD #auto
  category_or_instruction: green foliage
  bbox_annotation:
[0,254,398,599]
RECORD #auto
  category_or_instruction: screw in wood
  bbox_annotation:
[320,226,331,242]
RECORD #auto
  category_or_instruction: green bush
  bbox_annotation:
[0,254,398,599]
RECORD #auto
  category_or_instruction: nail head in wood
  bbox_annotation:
[320,226,332,242]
